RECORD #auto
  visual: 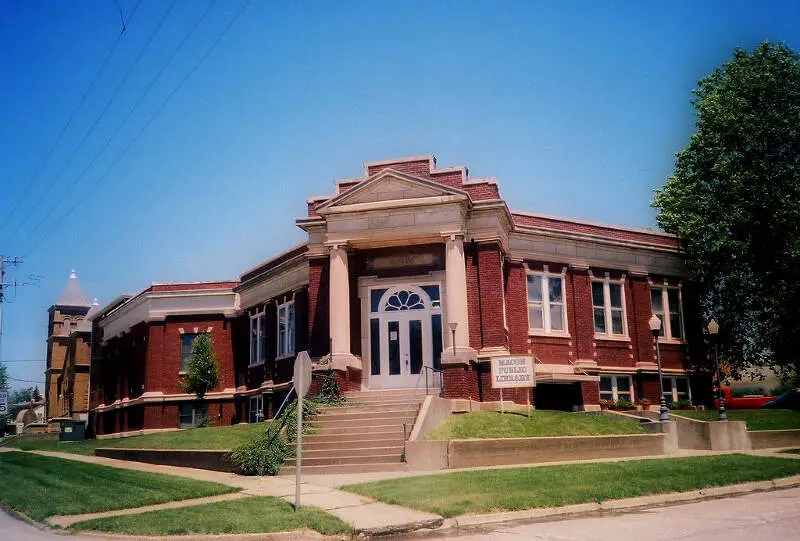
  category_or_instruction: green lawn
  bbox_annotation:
[343,454,800,517]
[425,411,645,440]
[71,496,352,536]
[0,451,237,522]
[2,422,269,455]
[676,409,800,431]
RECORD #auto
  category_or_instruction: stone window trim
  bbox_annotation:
[276,295,296,361]
[648,280,686,343]
[524,263,570,337]
[248,307,267,367]
[590,271,628,339]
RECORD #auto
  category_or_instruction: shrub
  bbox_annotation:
[731,387,765,397]
[671,399,693,410]
[612,399,635,410]
[599,399,613,410]
[316,368,346,405]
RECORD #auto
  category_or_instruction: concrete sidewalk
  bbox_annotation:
[23,450,443,535]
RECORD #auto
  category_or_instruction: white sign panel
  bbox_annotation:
[0,391,7,415]
[293,351,312,398]
[490,357,534,389]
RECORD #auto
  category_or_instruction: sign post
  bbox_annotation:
[0,391,7,416]
[490,356,534,415]
[293,351,312,511]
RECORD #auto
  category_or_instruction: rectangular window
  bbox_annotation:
[249,310,266,366]
[277,300,295,358]
[180,333,199,372]
[248,395,263,423]
[526,272,567,333]
[662,376,691,404]
[650,286,684,341]
[592,279,627,337]
[599,375,634,401]
[179,403,207,428]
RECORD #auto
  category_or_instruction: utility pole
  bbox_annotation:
[0,256,26,366]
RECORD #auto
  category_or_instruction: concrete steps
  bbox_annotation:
[278,389,424,476]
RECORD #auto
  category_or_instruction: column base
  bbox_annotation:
[440,347,477,366]
[330,352,361,371]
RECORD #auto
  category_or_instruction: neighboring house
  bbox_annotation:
[45,271,94,423]
[89,282,239,436]
[89,155,706,436]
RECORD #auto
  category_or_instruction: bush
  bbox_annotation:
[671,399,693,410]
[316,368,345,405]
[731,387,765,397]
[770,382,796,396]
[612,399,635,410]
[229,397,319,476]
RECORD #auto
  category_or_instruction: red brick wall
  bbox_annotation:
[570,269,594,361]
[630,276,654,365]
[462,182,500,200]
[581,380,600,406]
[443,363,479,400]
[505,262,528,355]
[465,244,483,350]
[307,258,330,357]
[477,243,505,349]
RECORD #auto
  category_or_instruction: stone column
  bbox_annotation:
[328,244,354,369]
[443,235,471,361]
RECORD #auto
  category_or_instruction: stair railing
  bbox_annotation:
[402,365,444,461]
[263,386,296,448]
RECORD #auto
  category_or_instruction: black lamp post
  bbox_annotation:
[448,322,458,356]
[707,319,727,421]
[648,314,670,421]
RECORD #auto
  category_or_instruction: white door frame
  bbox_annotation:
[358,273,445,390]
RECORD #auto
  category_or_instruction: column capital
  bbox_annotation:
[441,232,466,243]
[325,242,350,253]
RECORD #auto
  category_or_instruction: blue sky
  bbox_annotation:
[1,1,798,390]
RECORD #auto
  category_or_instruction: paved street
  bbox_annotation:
[412,487,800,541]
[0,510,104,541]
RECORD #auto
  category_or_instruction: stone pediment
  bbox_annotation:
[317,169,468,213]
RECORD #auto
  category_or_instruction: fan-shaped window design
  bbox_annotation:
[384,289,425,311]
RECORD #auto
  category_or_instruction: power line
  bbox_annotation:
[1,360,47,364]
[0,0,143,240]
[1,0,178,250]
[23,0,253,259]
[7,376,46,384]
[18,0,217,250]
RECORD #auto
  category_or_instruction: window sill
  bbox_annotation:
[594,334,631,343]
[276,353,296,362]
[248,361,265,368]
[529,330,571,339]
[657,338,686,345]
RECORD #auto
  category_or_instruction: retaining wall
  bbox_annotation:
[749,429,800,449]
[95,448,233,472]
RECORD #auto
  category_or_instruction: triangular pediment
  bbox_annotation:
[317,169,468,211]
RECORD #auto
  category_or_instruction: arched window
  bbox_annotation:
[383,289,426,311]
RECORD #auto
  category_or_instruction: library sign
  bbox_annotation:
[490,356,534,388]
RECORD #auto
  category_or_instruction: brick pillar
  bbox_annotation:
[477,243,505,349]
[581,380,600,409]
[307,257,330,358]
[505,262,528,355]
[630,276,654,365]
[570,269,594,362]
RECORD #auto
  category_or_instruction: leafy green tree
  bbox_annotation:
[31,386,42,401]
[0,363,7,393]
[179,334,220,400]
[652,41,800,384]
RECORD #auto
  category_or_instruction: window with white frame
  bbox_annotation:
[599,375,633,402]
[526,271,567,333]
[248,394,264,423]
[277,300,295,358]
[650,286,684,341]
[179,402,208,428]
[662,376,691,404]
[592,279,626,336]
[180,333,200,372]
[249,309,266,366]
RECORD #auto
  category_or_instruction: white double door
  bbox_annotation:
[377,312,432,389]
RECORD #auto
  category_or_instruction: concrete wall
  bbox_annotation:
[667,414,751,451]
[406,433,666,470]
[95,448,232,472]
[409,396,453,441]
[749,430,800,450]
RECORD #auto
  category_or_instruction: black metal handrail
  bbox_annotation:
[264,386,296,447]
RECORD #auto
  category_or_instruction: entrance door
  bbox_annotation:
[368,285,442,389]
[382,313,427,388]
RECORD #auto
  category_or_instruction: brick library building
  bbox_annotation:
[88,156,707,436]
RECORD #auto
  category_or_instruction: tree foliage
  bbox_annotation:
[179,334,220,400]
[0,363,7,392]
[652,41,800,382]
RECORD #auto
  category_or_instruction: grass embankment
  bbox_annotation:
[0,451,237,522]
[344,454,800,517]
[2,422,267,455]
[425,410,645,440]
[70,496,352,536]
[782,448,800,454]
[676,409,800,431]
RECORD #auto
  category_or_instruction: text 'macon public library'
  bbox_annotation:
[48,156,706,436]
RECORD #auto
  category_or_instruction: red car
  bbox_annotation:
[713,387,776,410]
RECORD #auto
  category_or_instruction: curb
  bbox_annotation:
[355,517,443,537]
[437,475,800,532]
[77,530,345,540]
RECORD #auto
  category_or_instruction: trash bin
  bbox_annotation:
[59,419,86,441]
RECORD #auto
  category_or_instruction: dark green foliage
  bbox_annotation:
[315,368,345,405]
[731,387,767,397]
[179,334,220,400]
[652,41,800,383]
[671,399,693,410]
[229,398,319,476]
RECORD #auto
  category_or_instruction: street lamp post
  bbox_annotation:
[707,319,727,421]
[448,322,458,356]
[648,314,670,422]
